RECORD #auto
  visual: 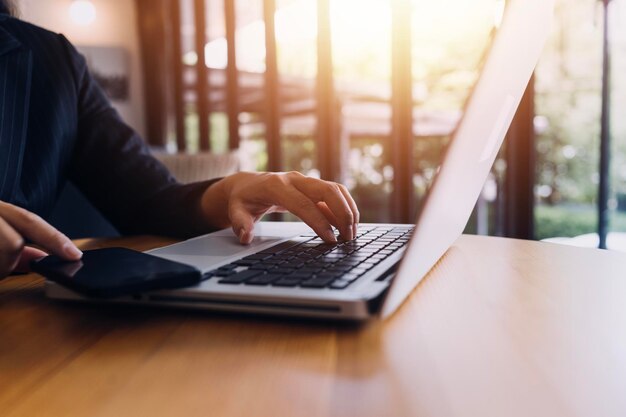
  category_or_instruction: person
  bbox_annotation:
[0,1,359,279]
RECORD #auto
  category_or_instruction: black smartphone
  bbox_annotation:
[31,247,202,298]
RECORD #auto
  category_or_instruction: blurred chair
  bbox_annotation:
[48,151,241,238]
[152,151,239,183]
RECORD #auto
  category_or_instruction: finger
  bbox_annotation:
[229,200,256,245]
[316,202,341,230]
[337,184,360,237]
[0,216,24,277]
[272,186,336,243]
[0,202,82,261]
[14,246,48,272]
[291,177,354,240]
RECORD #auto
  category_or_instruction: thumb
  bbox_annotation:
[15,246,49,272]
[229,202,255,245]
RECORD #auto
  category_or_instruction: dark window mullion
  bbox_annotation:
[598,0,612,249]
[264,0,281,172]
[194,0,211,151]
[224,0,240,150]
[136,0,168,147]
[170,0,187,151]
[390,0,414,223]
[316,0,339,182]
[504,77,536,239]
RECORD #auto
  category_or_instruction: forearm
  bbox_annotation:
[128,178,222,238]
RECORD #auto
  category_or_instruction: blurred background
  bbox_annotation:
[13,0,626,249]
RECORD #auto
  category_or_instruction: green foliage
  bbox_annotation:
[534,0,603,206]
[535,205,626,241]
[535,0,626,207]
[535,205,597,240]
[533,0,626,239]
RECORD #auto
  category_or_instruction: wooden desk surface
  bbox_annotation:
[2,234,626,417]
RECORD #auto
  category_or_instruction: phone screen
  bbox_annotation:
[31,247,202,298]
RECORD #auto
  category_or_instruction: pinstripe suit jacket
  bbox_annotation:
[0,14,218,238]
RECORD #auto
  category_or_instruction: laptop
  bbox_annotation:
[46,0,554,320]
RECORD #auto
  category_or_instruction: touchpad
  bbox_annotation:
[148,236,283,271]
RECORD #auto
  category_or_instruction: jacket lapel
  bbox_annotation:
[0,24,32,203]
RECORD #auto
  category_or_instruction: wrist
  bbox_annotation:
[200,176,232,229]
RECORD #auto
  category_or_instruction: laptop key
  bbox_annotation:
[263,258,287,265]
[326,265,353,273]
[282,261,305,269]
[245,274,282,286]
[341,273,361,282]
[259,240,304,255]
[272,277,302,287]
[329,279,351,289]
[346,254,369,260]
[299,267,323,274]
[301,276,336,288]
[360,262,377,270]
[268,267,295,275]
[249,264,273,271]
[357,248,379,254]
[283,272,315,280]
[351,267,369,276]
[234,259,260,267]
[272,254,294,261]
[336,259,361,267]
[219,269,263,284]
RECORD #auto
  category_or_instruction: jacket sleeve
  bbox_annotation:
[62,36,221,238]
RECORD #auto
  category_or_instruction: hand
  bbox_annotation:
[201,172,360,244]
[0,201,83,279]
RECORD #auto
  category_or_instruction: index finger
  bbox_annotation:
[291,177,355,240]
[271,186,337,243]
[0,202,82,260]
[337,184,360,237]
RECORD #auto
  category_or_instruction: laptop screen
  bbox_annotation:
[381,0,555,318]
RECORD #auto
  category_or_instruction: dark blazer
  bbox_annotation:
[0,14,219,238]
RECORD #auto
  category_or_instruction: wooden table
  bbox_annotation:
[2,234,626,417]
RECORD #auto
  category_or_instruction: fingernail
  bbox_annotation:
[63,243,83,259]
[239,229,252,245]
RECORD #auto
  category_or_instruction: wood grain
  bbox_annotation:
[1,235,625,417]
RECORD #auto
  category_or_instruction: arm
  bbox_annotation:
[62,37,360,243]
[63,37,217,238]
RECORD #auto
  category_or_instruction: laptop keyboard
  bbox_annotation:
[205,226,414,290]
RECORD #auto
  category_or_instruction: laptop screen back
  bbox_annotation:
[381,0,555,318]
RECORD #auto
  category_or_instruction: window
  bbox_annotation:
[534,0,624,247]
[137,0,520,231]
